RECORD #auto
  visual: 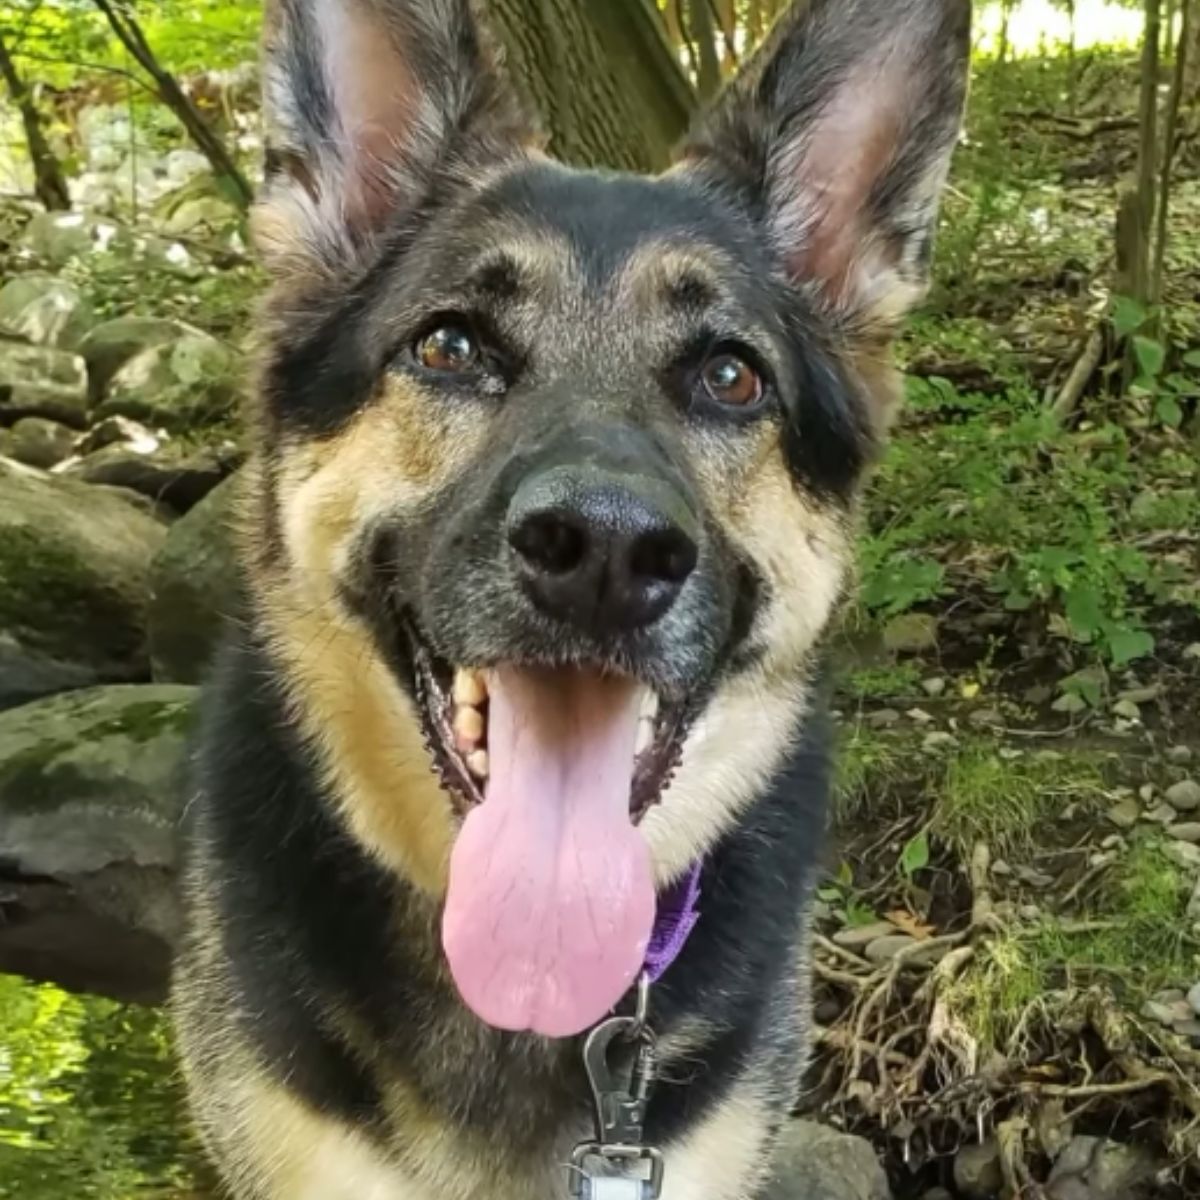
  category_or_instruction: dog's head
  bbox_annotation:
[247,0,969,1036]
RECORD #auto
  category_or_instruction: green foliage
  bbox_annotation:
[0,976,207,1198]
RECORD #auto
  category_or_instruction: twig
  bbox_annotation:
[1050,326,1106,422]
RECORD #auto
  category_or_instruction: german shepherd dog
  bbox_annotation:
[172,0,969,1195]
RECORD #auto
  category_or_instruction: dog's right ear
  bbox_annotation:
[255,0,535,276]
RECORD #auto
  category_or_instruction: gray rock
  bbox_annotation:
[865,707,901,728]
[833,921,897,949]
[0,341,89,427]
[922,731,958,751]
[77,414,161,455]
[66,442,234,513]
[1187,983,1200,1016]
[1165,780,1200,812]
[1167,745,1194,765]
[1141,801,1178,825]
[882,613,938,654]
[1106,797,1139,830]
[6,417,78,469]
[1111,699,1141,721]
[1187,877,1200,921]
[162,195,236,235]
[78,315,208,404]
[148,473,242,683]
[0,275,95,349]
[1052,692,1088,716]
[1169,823,1200,843]
[954,1140,1002,1199]
[1163,840,1200,871]
[1046,1136,1156,1200]
[0,684,193,1003]
[0,458,166,706]
[762,1120,890,1200]
[864,934,919,963]
[1141,996,1192,1026]
[164,148,210,183]
[18,210,130,268]
[96,331,238,428]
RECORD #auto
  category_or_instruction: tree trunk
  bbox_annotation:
[1129,0,1162,308]
[90,0,254,209]
[1152,0,1192,304]
[687,0,723,100]
[487,0,695,173]
[0,31,71,210]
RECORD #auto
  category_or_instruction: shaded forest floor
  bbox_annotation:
[0,45,1198,1200]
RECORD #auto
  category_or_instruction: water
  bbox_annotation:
[0,976,212,1198]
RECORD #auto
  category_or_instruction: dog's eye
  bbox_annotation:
[700,352,763,408]
[416,324,479,374]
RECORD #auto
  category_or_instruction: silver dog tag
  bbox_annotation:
[581,1177,649,1200]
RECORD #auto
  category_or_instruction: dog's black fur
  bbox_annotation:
[173,2,970,1195]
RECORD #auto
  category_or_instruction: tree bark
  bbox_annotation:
[0,30,71,210]
[89,0,254,208]
[687,0,723,100]
[486,0,695,173]
[1129,0,1162,307]
[1152,0,1192,304]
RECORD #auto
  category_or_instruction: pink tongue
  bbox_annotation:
[442,666,654,1038]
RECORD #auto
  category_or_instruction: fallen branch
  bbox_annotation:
[1050,326,1107,422]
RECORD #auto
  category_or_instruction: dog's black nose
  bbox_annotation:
[507,467,699,634]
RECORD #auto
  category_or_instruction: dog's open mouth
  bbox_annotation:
[400,619,699,1038]
[407,625,692,822]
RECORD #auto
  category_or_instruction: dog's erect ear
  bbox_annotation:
[255,0,533,274]
[682,0,970,337]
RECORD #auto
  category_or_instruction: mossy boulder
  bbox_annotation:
[0,341,89,427]
[7,417,79,469]
[0,684,195,1003]
[17,210,132,269]
[148,473,242,683]
[78,315,206,405]
[0,458,168,707]
[0,275,95,349]
[65,442,234,514]
[96,332,238,429]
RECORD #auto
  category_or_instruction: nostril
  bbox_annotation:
[509,511,588,576]
[630,528,698,586]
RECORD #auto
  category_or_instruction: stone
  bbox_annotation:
[162,196,236,235]
[1141,802,1177,825]
[954,1139,1002,1199]
[1170,824,1200,843]
[0,458,166,708]
[0,684,194,1003]
[18,210,130,268]
[77,414,161,455]
[0,275,94,349]
[921,677,947,697]
[97,332,238,428]
[148,473,243,683]
[1138,783,1156,802]
[833,921,897,949]
[78,316,209,405]
[1184,643,1200,661]
[1165,780,1200,812]
[1117,684,1161,704]
[864,934,920,963]
[6,417,77,469]
[882,613,938,654]
[1163,840,1200,871]
[0,341,89,427]
[1046,1136,1156,1200]
[1187,982,1200,1016]
[761,1120,890,1200]
[968,708,1004,728]
[1106,797,1139,830]
[865,708,901,729]
[1112,699,1141,721]
[66,442,233,513]
[922,731,958,751]
[1167,745,1194,765]
[1052,693,1087,716]
[164,148,211,184]
[1141,996,1192,1026]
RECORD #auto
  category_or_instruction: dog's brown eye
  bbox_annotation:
[701,353,762,408]
[416,325,478,373]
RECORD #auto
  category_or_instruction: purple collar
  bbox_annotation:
[643,861,703,982]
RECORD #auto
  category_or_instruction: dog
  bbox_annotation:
[171,0,970,1195]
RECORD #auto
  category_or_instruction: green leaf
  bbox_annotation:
[1155,395,1184,428]
[1182,349,1200,369]
[1107,627,1155,667]
[1133,336,1166,380]
[1112,296,1148,339]
[900,832,930,878]
[1065,582,1104,637]
[845,901,880,928]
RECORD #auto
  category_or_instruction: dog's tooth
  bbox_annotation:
[636,717,654,757]
[639,688,657,721]
[453,705,484,747]
[453,669,487,708]
[467,749,489,780]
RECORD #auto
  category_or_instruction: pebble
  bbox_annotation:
[906,707,935,725]
[1141,801,1177,825]
[1163,841,1200,871]
[1167,745,1194,765]
[1142,996,1193,1026]
[922,731,958,751]
[1187,982,1200,1016]
[1052,692,1088,715]
[1173,1019,1200,1042]
[1138,783,1156,802]
[1099,834,1126,850]
[1112,699,1141,721]
[1165,780,1200,811]
[864,934,919,963]
[921,676,947,697]
[954,1140,1003,1200]
[865,708,900,729]
[1169,823,1200,843]
[1116,684,1161,704]
[1183,643,1200,661]
[832,921,896,949]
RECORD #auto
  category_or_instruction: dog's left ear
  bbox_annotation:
[681,0,970,339]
